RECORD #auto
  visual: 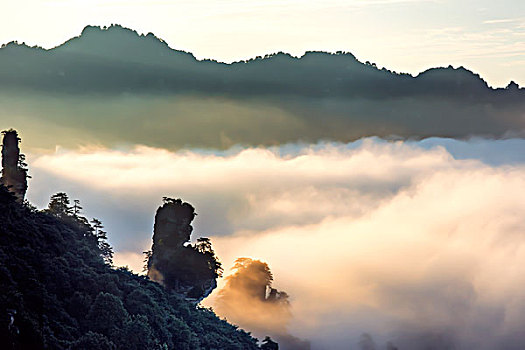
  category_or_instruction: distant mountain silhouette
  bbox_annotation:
[0,24,524,149]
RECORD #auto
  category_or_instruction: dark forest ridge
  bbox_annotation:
[0,24,524,149]
[1,24,522,96]
[0,129,268,349]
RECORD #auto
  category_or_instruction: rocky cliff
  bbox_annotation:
[147,198,221,303]
[0,129,27,202]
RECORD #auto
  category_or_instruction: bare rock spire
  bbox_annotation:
[1,129,28,202]
[147,198,221,303]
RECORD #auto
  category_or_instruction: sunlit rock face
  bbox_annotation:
[1,130,27,202]
[147,199,218,303]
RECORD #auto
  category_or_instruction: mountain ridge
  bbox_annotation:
[0,24,518,89]
[1,24,524,149]
[1,24,520,96]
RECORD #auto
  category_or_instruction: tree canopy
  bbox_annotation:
[0,185,261,349]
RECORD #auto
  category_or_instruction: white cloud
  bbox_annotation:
[26,138,525,349]
[484,18,520,24]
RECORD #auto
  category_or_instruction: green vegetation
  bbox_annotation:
[0,185,261,349]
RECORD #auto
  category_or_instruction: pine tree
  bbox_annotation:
[73,199,83,217]
[47,192,73,218]
[261,336,279,350]
[91,218,114,265]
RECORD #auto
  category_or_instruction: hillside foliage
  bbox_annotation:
[0,185,261,349]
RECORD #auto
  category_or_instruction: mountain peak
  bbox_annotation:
[54,24,196,64]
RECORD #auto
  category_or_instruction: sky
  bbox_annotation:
[1,0,524,87]
[2,1,525,348]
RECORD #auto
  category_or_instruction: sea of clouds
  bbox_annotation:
[25,138,525,350]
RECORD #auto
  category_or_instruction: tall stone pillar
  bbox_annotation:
[1,130,28,202]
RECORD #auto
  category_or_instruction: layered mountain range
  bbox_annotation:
[1,25,523,150]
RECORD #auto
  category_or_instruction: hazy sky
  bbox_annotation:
[3,1,525,348]
[1,0,524,87]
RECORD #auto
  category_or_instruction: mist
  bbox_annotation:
[23,137,525,349]
[1,25,525,151]
[214,258,310,350]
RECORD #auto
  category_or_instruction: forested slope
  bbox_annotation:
[0,184,261,349]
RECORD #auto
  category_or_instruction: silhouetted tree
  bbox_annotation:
[73,199,83,217]
[162,196,183,205]
[91,218,113,265]
[143,250,152,273]
[194,237,223,278]
[91,218,103,235]
[47,192,72,218]
[16,153,31,178]
[261,336,279,350]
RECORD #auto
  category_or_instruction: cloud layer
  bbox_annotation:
[25,138,525,349]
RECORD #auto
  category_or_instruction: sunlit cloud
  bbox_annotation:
[113,251,144,272]
[25,138,525,349]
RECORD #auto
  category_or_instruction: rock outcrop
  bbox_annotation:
[0,173,260,350]
[1,129,28,202]
[147,198,221,303]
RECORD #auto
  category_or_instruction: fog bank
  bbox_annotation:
[23,138,525,349]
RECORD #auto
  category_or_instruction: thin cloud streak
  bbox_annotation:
[484,18,520,24]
